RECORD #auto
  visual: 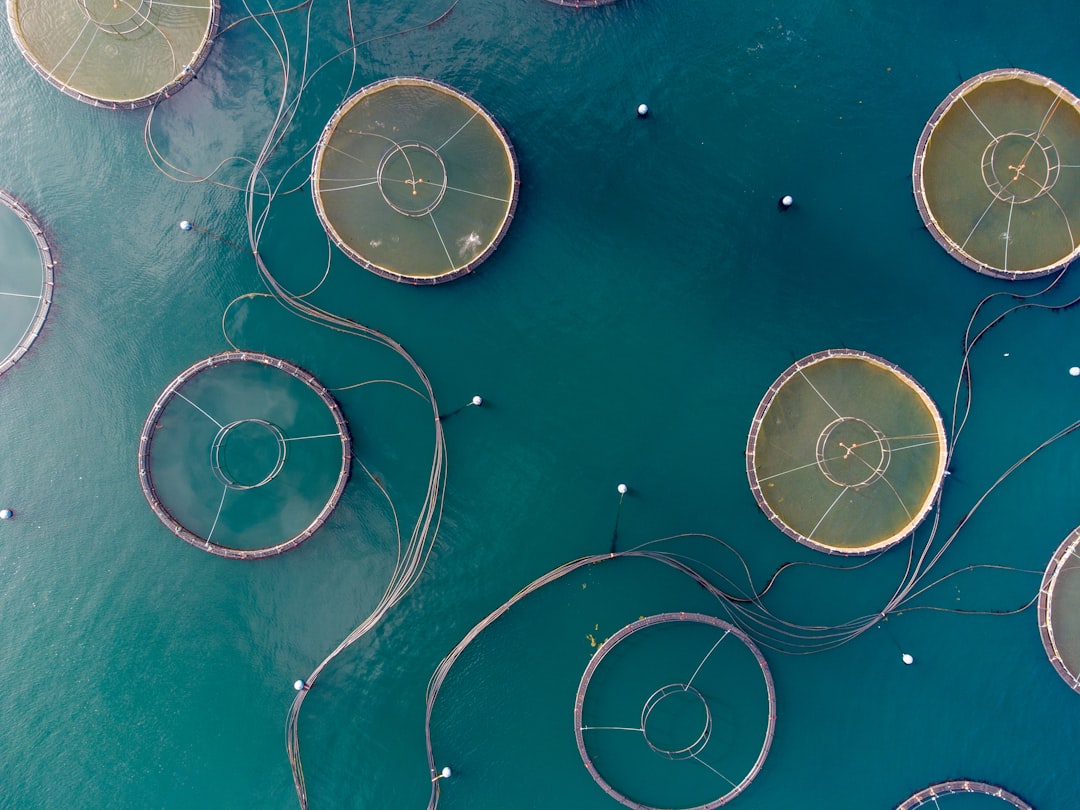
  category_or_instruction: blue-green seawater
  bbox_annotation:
[2,1,1080,808]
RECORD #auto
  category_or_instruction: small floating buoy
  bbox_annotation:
[441,767,452,779]
[471,395,483,407]
[778,195,794,210]
[0,509,12,520]
[637,103,649,118]
[902,653,914,665]
[294,679,307,691]
[617,483,628,495]
[1070,366,1080,377]
[179,220,193,231]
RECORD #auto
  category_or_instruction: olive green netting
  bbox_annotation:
[313,79,516,282]
[920,74,1080,275]
[8,0,215,105]
[1044,540,1080,687]
[751,357,944,552]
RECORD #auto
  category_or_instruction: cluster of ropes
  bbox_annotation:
[135,3,1080,808]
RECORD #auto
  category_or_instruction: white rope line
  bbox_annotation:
[809,486,849,538]
[580,725,644,733]
[961,95,996,140]
[797,370,843,420]
[175,392,223,428]
[317,180,379,193]
[443,183,511,203]
[1044,190,1076,248]
[686,631,728,691]
[691,754,738,788]
[1004,196,1015,271]
[435,110,479,151]
[428,211,455,271]
[0,291,42,299]
[325,143,373,169]
[961,196,998,251]
[282,432,341,442]
[205,486,228,543]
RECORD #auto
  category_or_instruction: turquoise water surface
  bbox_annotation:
[2,1,1080,808]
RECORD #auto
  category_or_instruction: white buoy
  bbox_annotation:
[1070,366,1080,377]
[441,767,452,779]
[637,103,649,118]
[0,509,12,520]
[471,395,483,407]
[779,195,794,210]
[902,653,914,665]
[179,220,193,231]
[617,483,628,495]
[294,679,306,691]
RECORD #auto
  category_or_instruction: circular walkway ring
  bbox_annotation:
[746,349,948,556]
[209,418,288,491]
[1038,525,1080,694]
[0,190,55,380]
[138,351,352,560]
[312,76,519,285]
[574,612,776,810]
[7,0,220,109]
[913,69,1080,280]
[895,780,1032,809]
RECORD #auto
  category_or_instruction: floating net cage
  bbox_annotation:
[1038,525,1080,694]
[138,352,352,559]
[542,0,619,6]
[746,350,948,556]
[6,0,219,108]
[895,780,1032,809]
[311,77,519,284]
[913,69,1080,280]
[573,613,776,810]
[0,190,54,379]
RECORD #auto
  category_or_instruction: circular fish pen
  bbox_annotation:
[895,780,1032,809]
[6,0,219,108]
[311,77,519,284]
[0,190,54,379]
[913,69,1080,279]
[138,352,352,559]
[543,0,619,6]
[746,350,948,555]
[573,612,776,810]
[1038,525,1080,694]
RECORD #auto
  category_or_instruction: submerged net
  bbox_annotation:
[895,780,1032,809]
[0,190,54,379]
[138,352,351,559]
[1038,525,1080,694]
[574,613,775,810]
[6,0,219,108]
[311,77,519,284]
[746,350,948,555]
[914,69,1080,279]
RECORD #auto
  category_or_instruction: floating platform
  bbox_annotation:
[1038,525,1080,694]
[914,69,1080,279]
[895,779,1032,809]
[746,349,948,555]
[7,0,219,108]
[138,351,351,559]
[311,77,519,284]
[574,612,776,810]
[0,189,54,379]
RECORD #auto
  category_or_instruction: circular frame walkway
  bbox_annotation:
[913,68,1080,280]
[311,76,519,284]
[573,612,776,810]
[1038,525,1080,694]
[7,0,220,109]
[746,349,948,556]
[895,780,1032,809]
[0,189,55,379]
[138,351,352,559]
